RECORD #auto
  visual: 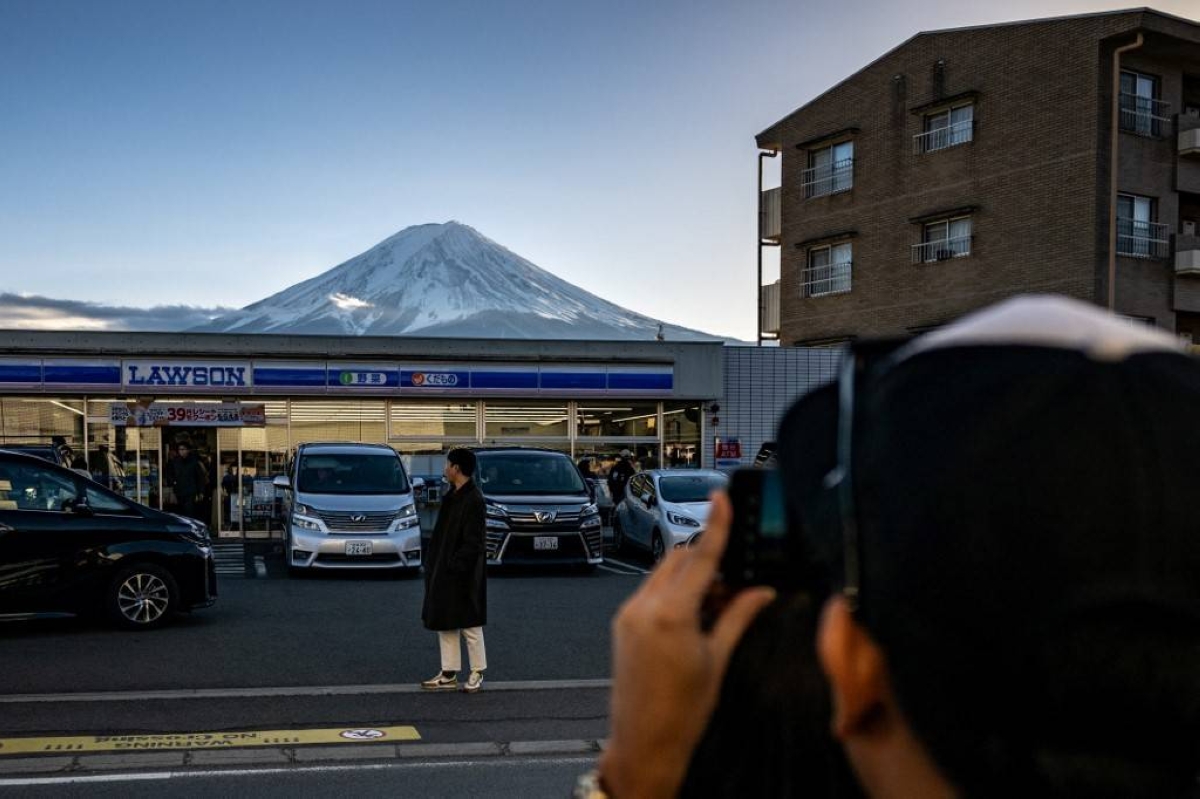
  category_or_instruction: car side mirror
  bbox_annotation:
[412,477,426,490]
[272,475,291,489]
[68,497,93,516]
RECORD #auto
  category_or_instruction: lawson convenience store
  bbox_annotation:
[0,331,722,536]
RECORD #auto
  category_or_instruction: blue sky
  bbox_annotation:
[1,0,1196,339]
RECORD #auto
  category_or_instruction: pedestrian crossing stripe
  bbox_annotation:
[0,726,420,756]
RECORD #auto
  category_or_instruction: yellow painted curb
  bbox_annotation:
[0,726,420,756]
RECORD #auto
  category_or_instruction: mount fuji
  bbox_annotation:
[192,222,721,340]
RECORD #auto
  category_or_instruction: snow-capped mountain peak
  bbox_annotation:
[192,222,719,340]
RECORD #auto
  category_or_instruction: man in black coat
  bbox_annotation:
[607,449,637,506]
[421,448,488,693]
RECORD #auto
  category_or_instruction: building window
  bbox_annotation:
[912,216,972,263]
[803,242,852,297]
[1119,70,1170,138]
[914,103,974,154]
[1116,194,1169,259]
[802,141,853,198]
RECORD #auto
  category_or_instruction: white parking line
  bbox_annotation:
[0,679,612,704]
[602,557,650,575]
[0,756,599,787]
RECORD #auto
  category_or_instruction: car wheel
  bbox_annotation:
[612,517,625,554]
[107,563,178,630]
[651,530,666,564]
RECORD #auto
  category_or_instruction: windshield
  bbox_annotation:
[296,453,410,495]
[476,453,587,496]
[658,474,727,504]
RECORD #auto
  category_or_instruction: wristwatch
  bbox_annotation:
[572,769,611,799]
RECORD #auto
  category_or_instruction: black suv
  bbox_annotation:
[0,450,216,629]
[474,448,603,567]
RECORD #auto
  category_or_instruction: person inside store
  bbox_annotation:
[579,296,1200,799]
[170,440,208,523]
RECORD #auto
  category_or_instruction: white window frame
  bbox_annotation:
[802,141,854,199]
[915,103,974,153]
[802,241,853,297]
[1116,193,1168,259]
[912,216,972,263]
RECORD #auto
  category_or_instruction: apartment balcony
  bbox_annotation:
[802,159,854,199]
[1119,93,1172,139]
[801,261,852,298]
[761,279,780,336]
[760,187,781,242]
[1116,218,1170,260]
[1176,234,1200,276]
[910,236,972,264]
[1178,112,1200,157]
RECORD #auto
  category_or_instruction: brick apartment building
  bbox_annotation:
[755,8,1200,345]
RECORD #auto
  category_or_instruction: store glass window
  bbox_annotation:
[483,401,570,440]
[389,400,477,439]
[291,400,387,445]
[663,402,703,468]
[577,402,658,438]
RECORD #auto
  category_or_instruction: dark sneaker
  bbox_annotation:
[421,672,458,691]
[462,670,484,693]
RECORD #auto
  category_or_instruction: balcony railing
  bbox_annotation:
[1119,93,1172,138]
[1116,218,1170,259]
[802,261,852,297]
[913,120,974,154]
[802,158,854,199]
[911,236,972,263]
[760,187,781,240]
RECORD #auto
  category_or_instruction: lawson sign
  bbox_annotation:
[123,360,252,389]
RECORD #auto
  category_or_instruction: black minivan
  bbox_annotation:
[0,450,216,629]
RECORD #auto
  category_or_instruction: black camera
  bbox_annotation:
[721,468,807,592]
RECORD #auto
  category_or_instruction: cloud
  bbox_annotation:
[0,293,235,332]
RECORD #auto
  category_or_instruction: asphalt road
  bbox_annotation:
[0,564,643,695]
[0,553,653,795]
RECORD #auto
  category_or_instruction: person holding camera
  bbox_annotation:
[581,296,1200,799]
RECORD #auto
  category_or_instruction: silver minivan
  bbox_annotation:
[275,442,424,573]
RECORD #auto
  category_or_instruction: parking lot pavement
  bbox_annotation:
[0,564,642,697]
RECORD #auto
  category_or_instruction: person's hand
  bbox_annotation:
[598,492,775,799]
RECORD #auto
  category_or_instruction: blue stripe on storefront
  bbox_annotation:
[253,369,327,387]
[0,363,42,383]
[470,371,539,390]
[44,365,122,385]
[539,372,606,390]
[607,372,673,391]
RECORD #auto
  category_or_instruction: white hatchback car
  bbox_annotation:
[612,469,728,562]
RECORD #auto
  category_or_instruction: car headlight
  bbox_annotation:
[291,514,323,532]
[486,503,508,519]
[581,503,599,517]
[667,512,701,528]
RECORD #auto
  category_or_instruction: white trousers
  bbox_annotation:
[438,627,487,673]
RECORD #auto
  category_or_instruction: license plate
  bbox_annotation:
[345,541,373,556]
[533,536,559,551]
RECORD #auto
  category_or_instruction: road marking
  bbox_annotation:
[0,756,598,786]
[603,557,650,574]
[0,726,420,757]
[597,564,637,575]
[0,678,612,704]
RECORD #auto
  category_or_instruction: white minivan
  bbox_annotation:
[275,442,424,573]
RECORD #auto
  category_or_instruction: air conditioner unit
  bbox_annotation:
[1183,220,1197,236]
